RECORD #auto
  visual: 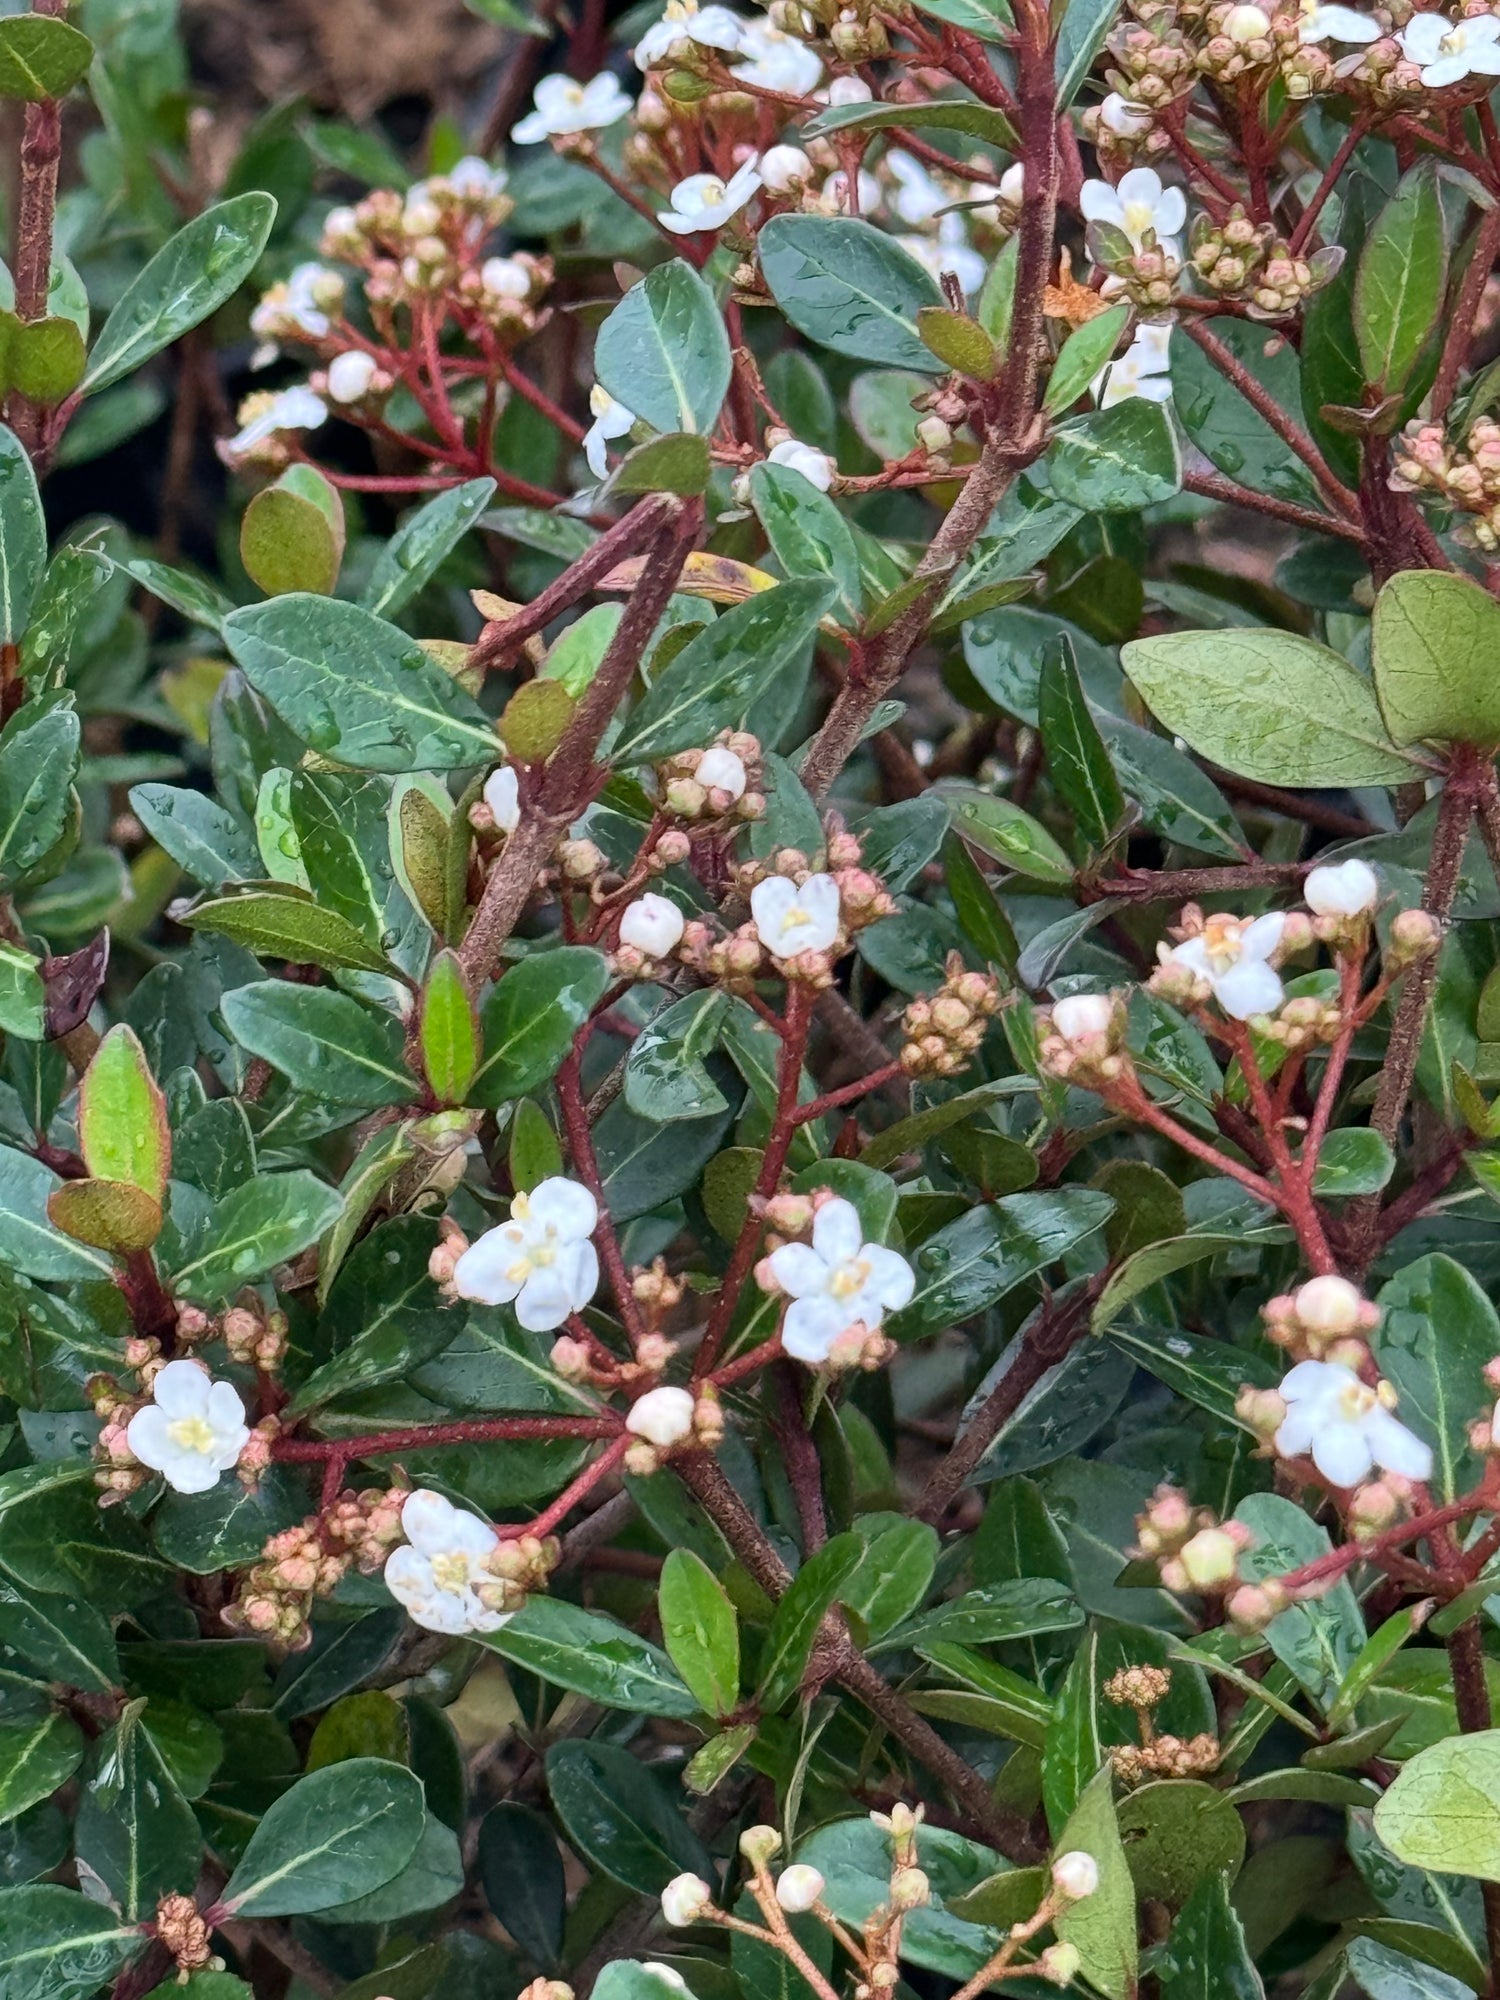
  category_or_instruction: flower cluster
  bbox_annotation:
[1391,414,1500,549]
[756,1192,915,1366]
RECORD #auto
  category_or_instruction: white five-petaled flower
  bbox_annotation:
[484,764,520,834]
[446,155,510,200]
[1298,0,1380,36]
[383,1489,509,1635]
[226,386,328,459]
[452,1177,600,1331]
[1097,322,1173,408]
[620,892,686,956]
[1080,166,1187,255]
[767,436,835,490]
[1400,8,1500,80]
[625,1385,696,1447]
[732,18,824,93]
[1274,1359,1433,1488]
[660,159,763,234]
[1304,857,1379,917]
[697,745,748,797]
[636,0,745,65]
[751,871,842,959]
[765,1196,915,1363]
[1160,910,1285,1020]
[326,350,378,404]
[250,261,339,341]
[584,384,636,479]
[126,1359,250,1495]
[513,72,635,142]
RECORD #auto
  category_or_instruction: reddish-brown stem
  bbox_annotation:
[1182,467,1364,543]
[1433,202,1500,421]
[273,1414,621,1459]
[1299,951,1366,1173]
[1271,1484,1492,1594]
[8,0,64,459]
[1219,1018,1336,1274]
[500,1433,633,1540]
[556,1043,650,1347]
[1088,860,1308,902]
[791,1061,904,1124]
[1287,118,1368,255]
[1181,318,1360,520]
[1110,1072,1280,1208]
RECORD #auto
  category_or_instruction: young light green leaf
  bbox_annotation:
[1044,305,1130,415]
[1354,162,1446,397]
[1053,1768,1140,2000]
[1373,1730,1500,1882]
[420,950,479,1105]
[1372,568,1500,749]
[79,1025,169,1199]
[658,1549,741,1718]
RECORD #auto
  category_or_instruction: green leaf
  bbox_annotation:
[1037,638,1126,850]
[180,884,398,976]
[82,195,278,395]
[625,990,730,1123]
[224,595,498,771]
[222,981,417,1107]
[876,1577,1080,1654]
[0,428,45,644]
[478,1597,700,1718]
[472,947,609,1104]
[1374,1731,1500,1883]
[73,1702,200,1921]
[1121,627,1424,788]
[844,1519,939,1639]
[0,696,80,884]
[1354,162,1446,397]
[130,784,259,890]
[1312,1127,1395,1196]
[219,1757,427,1916]
[0,15,92,97]
[1116,1783,1247,1910]
[545,1740,712,1894]
[1053,1769,1139,2000]
[610,432,713,496]
[934,779,1074,884]
[1372,569,1500,749]
[1106,1317,1278,1422]
[0,1145,113,1281]
[659,1549,741,1718]
[0,1713,83,1824]
[362,478,497,621]
[1158,1870,1264,1999]
[759,1534,867,1711]
[1171,318,1327,513]
[79,1025,168,1199]
[1346,1937,1476,2000]
[749,462,862,626]
[1373,1254,1499,1504]
[890,1188,1114,1338]
[594,260,732,438]
[1047,398,1182,513]
[0,1885,143,2000]
[7,315,86,405]
[1329,1603,1436,1733]
[1055,0,1119,104]
[478,1804,565,1970]
[0,1579,119,1692]
[1097,716,1246,859]
[152,1467,304,1574]
[0,941,42,1039]
[614,578,836,763]
[420,950,479,1105]
[758,215,946,372]
[1045,306,1130,416]
[169,1169,342,1301]
[795,1815,1002,1978]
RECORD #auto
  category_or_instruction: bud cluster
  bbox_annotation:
[1391,416,1500,551]
[222,1297,289,1372]
[225,1487,408,1649]
[658,731,765,823]
[900,954,1004,1077]
[1037,989,1125,1083]
[1259,1273,1379,1363]
[622,1381,725,1472]
[1131,1482,1254,1595]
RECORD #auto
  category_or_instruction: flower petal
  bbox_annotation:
[767,1242,829,1298]
[1213,957,1284,1020]
[1240,911,1287,962]
[152,1359,212,1420]
[862,1245,916,1310]
[453,1229,525,1306]
[1310,1423,1373,1488]
[515,1263,579,1332]
[781,1293,851,1362]
[1365,1407,1434,1481]
[811,1197,863,1266]
[125,1405,175,1472]
[527,1177,598,1241]
[402,1489,461,1555]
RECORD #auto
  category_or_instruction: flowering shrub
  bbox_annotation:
[6,0,1500,1994]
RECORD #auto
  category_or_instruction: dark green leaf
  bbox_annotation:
[758,215,945,372]
[594,260,732,438]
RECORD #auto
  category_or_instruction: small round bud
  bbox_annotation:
[1038,1943,1082,1987]
[740,1824,784,1866]
[775,1864,825,1912]
[1051,1851,1099,1901]
[1295,1274,1364,1337]
[662,1873,713,1926]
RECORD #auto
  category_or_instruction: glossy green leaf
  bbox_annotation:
[221,982,416,1106]
[659,1549,741,1717]
[169,1169,342,1301]
[1048,398,1181,512]
[1374,1731,1500,1883]
[1354,162,1446,397]
[1372,568,1500,750]
[1373,1254,1499,1504]
[889,1188,1113,1338]
[478,1597,700,1718]
[0,1886,143,2000]
[594,260,732,438]
[1037,638,1125,850]
[472,947,610,1104]
[1044,305,1130,416]
[0,1713,84,1825]
[219,1757,426,1916]
[362,478,497,621]
[180,884,398,975]
[0,428,45,644]
[545,1740,712,1894]
[624,989,729,1123]
[0,16,93,99]
[759,215,946,372]
[73,1702,200,1920]
[749,462,862,625]
[0,696,80,884]
[1158,1870,1264,1999]
[1053,1769,1139,2000]
[79,1025,168,1199]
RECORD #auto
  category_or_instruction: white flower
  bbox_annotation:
[1298,0,1380,39]
[697,745,748,796]
[636,0,745,65]
[481,255,533,300]
[513,72,635,143]
[250,261,339,341]
[383,1489,509,1635]
[584,383,636,479]
[1305,857,1379,917]
[452,1177,600,1332]
[1080,166,1186,255]
[326,350,378,404]
[1051,993,1114,1043]
[761,143,814,191]
[776,1865,826,1912]
[447,155,510,199]
[660,159,763,234]
[1051,1852,1100,1901]
[819,166,881,215]
[484,764,520,833]
[620,893,685,956]
[625,1385,696,1446]
[732,18,823,92]
[1399,8,1500,80]
[766,437,835,490]
[662,1874,714,1925]
[886,149,949,225]
[765,1196,915,1363]
[823,73,872,102]
[126,1360,249,1495]
[1274,1359,1433,1488]
[1099,92,1153,134]
[1097,322,1173,408]
[226,386,327,459]
[751,871,842,958]
[1160,910,1285,1020]
[998,161,1025,203]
